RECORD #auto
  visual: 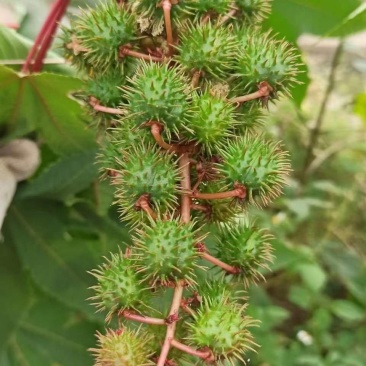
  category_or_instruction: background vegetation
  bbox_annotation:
[0,0,365,365]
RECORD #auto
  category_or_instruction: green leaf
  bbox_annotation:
[0,25,75,74]
[1,291,98,366]
[0,66,95,155]
[265,0,363,42]
[0,239,32,353]
[2,199,105,317]
[328,3,366,37]
[289,285,313,309]
[295,263,327,292]
[331,300,365,322]
[18,148,99,200]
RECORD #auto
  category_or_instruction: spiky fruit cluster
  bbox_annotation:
[62,0,300,364]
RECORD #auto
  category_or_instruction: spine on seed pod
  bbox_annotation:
[61,0,301,364]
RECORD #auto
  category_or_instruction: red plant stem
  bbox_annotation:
[161,0,174,54]
[190,184,246,201]
[231,81,272,104]
[191,71,202,88]
[151,123,175,151]
[201,252,240,274]
[170,339,213,361]
[218,2,238,26]
[22,0,70,74]
[157,153,191,365]
[120,47,163,62]
[179,153,191,223]
[157,282,185,366]
[93,104,124,114]
[121,310,165,325]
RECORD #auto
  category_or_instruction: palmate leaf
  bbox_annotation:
[17,148,99,200]
[0,65,95,155]
[0,239,32,354]
[0,291,98,366]
[2,199,126,319]
[264,0,364,42]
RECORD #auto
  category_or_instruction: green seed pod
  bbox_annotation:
[133,218,204,285]
[218,133,291,206]
[216,220,274,286]
[186,0,232,19]
[114,143,179,223]
[176,22,238,79]
[89,251,149,321]
[187,298,256,363]
[123,61,192,138]
[234,26,300,97]
[90,328,154,366]
[186,91,237,154]
[235,102,266,133]
[66,1,137,73]
[235,0,272,23]
[86,68,127,107]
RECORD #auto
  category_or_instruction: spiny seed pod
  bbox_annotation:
[186,0,232,19]
[234,27,300,98]
[68,2,137,72]
[114,143,179,222]
[89,251,149,321]
[235,0,272,23]
[216,221,274,286]
[123,61,192,138]
[218,133,291,206]
[235,102,266,133]
[177,22,238,79]
[187,298,257,363]
[133,218,205,285]
[90,328,154,366]
[186,91,237,154]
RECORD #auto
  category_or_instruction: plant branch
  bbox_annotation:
[160,0,174,55]
[89,97,125,115]
[231,81,273,104]
[179,153,191,223]
[120,45,164,62]
[171,339,214,361]
[190,183,246,201]
[301,40,344,182]
[121,310,165,325]
[201,252,240,274]
[157,281,185,366]
[217,2,238,26]
[22,0,70,74]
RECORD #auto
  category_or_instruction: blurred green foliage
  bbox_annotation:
[0,0,365,365]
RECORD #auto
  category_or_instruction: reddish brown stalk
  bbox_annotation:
[157,281,185,366]
[89,97,124,115]
[190,183,246,201]
[157,153,192,365]
[179,153,192,223]
[135,194,158,220]
[160,0,174,55]
[231,81,273,104]
[121,310,166,325]
[150,123,176,151]
[201,252,240,275]
[171,339,214,361]
[217,2,238,26]
[120,45,164,62]
[22,0,70,74]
